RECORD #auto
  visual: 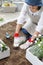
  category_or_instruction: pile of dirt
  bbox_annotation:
[0,20,32,65]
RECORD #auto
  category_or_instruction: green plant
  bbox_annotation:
[0,41,7,52]
[0,18,4,21]
[29,35,43,59]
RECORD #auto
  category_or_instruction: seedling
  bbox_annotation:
[0,40,10,59]
[0,17,4,22]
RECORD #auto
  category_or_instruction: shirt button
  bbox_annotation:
[32,14,34,15]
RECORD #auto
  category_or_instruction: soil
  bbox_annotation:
[0,20,32,65]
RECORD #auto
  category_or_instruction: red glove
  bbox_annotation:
[27,38,34,42]
[14,33,19,37]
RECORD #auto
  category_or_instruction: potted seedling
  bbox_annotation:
[0,40,10,60]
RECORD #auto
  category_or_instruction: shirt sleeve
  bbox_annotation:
[17,3,28,24]
[36,12,43,33]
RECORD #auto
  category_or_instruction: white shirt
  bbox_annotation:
[17,3,43,33]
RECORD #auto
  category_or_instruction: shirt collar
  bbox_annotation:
[29,8,40,16]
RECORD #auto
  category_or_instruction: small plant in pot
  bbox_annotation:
[0,41,7,52]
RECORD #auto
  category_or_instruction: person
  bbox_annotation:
[13,0,43,49]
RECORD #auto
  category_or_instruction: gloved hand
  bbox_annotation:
[20,38,34,49]
[13,33,26,47]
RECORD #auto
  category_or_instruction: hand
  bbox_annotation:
[27,38,34,43]
[14,33,19,38]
